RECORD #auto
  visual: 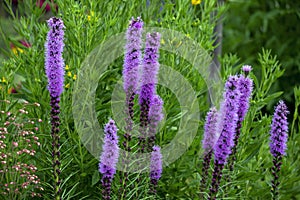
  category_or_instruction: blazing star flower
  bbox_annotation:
[139,32,161,126]
[139,32,161,153]
[269,100,289,199]
[237,69,253,124]
[209,76,240,199]
[99,119,119,200]
[214,75,240,165]
[229,66,253,171]
[270,101,289,157]
[45,17,65,98]
[150,145,162,194]
[147,95,164,151]
[123,17,143,96]
[44,17,65,200]
[200,107,218,195]
[202,107,218,155]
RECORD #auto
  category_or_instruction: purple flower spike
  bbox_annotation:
[44,17,65,200]
[139,32,161,109]
[202,107,218,155]
[99,119,119,200]
[45,17,65,98]
[209,76,240,200]
[228,69,253,171]
[139,32,161,153]
[123,17,143,96]
[200,107,218,196]
[237,74,253,124]
[269,100,289,199]
[150,145,163,194]
[147,95,164,151]
[214,75,240,165]
[270,101,289,157]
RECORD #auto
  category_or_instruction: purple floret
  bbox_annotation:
[242,65,252,75]
[45,17,65,98]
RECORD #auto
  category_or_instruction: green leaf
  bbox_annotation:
[91,170,100,186]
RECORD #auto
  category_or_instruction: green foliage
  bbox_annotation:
[223,0,300,107]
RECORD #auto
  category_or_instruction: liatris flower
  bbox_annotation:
[147,95,164,152]
[120,17,143,199]
[200,107,218,195]
[209,76,240,200]
[44,17,65,200]
[122,16,143,148]
[269,101,288,200]
[229,65,253,171]
[150,145,163,194]
[45,17,65,98]
[139,32,161,153]
[99,119,119,200]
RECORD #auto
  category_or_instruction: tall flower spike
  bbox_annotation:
[202,107,218,155]
[45,17,65,98]
[150,145,163,194]
[269,101,288,200]
[209,75,240,200]
[229,65,253,171]
[270,100,289,157]
[123,16,143,98]
[200,107,218,197]
[147,95,164,151]
[120,17,143,199]
[99,119,119,200]
[139,32,161,153]
[44,17,65,200]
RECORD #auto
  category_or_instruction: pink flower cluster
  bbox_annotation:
[0,100,43,198]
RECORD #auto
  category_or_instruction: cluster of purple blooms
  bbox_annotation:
[98,17,163,199]
[43,15,289,200]
[201,65,288,199]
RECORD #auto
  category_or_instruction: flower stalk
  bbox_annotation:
[44,17,65,200]
[269,101,288,200]
[201,107,218,196]
[99,120,119,200]
[209,76,240,200]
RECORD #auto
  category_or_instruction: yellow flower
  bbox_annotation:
[12,47,24,55]
[67,71,72,77]
[8,87,13,94]
[17,48,24,54]
[161,39,165,45]
[12,47,18,55]
[65,65,70,70]
[192,0,202,5]
[1,77,7,84]
[73,74,77,80]
[65,83,70,89]
[87,11,95,21]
